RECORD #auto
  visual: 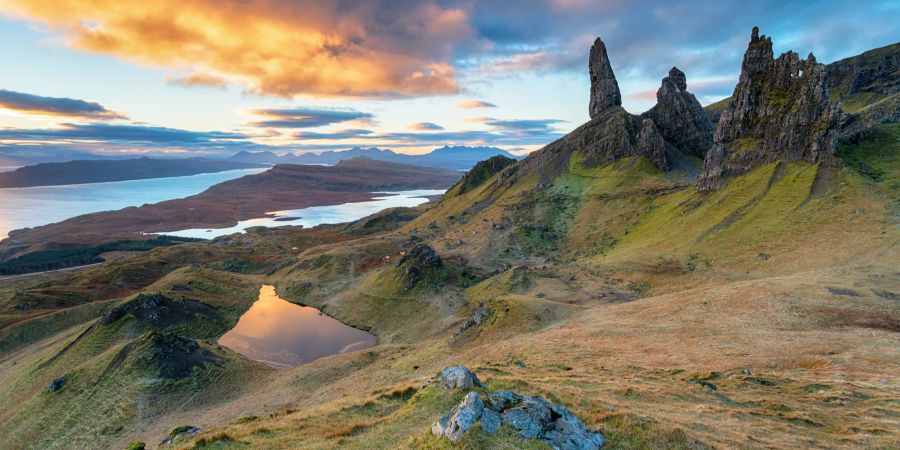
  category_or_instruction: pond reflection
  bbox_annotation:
[218,285,376,368]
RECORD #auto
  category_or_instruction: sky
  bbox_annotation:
[0,0,897,159]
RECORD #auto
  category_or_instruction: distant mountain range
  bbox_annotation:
[0,157,266,188]
[228,146,522,171]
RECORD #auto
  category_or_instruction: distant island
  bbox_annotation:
[0,157,267,188]
[0,157,461,263]
[229,145,522,171]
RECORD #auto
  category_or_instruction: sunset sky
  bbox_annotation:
[0,0,897,158]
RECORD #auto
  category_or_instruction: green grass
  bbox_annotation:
[838,122,899,189]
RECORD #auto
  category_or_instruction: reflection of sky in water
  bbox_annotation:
[155,189,446,239]
[218,285,376,368]
[0,168,265,239]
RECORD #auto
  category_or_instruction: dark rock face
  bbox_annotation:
[699,27,842,191]
[825,42,900,99]
[840,93,900,142]
[644,67,715,158]
[577,107,669,171]
[589,38,622,119]
[635,119,670,170]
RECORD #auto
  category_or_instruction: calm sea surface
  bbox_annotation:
[0,168,265,239]
[155,189,445,239]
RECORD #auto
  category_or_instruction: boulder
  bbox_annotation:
[436,366,484,390]
[432,392,484,441]
[481,408,502,434]
[544,404,606,450]
[501,396,554,438]
[488,390,522,411]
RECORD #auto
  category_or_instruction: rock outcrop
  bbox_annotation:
[451,155,517,196]
[397,244,445,291]
[643,67,715,158]
[589,38,622,119]
[135,331,219,379]
[431,367,605,449]
[698,27,842,191]
[101,292,221,329]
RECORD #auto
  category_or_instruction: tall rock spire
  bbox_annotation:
[643,66,714,158]
[588,38,622,119]
[698,27,842,191]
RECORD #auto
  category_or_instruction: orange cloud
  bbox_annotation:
[0,0,470,98]
[167,72,228,89]
[454,100,497,109]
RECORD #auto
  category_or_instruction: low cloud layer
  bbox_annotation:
[0,89,126,119]
[249,108,375,128]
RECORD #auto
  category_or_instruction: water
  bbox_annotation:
[155,189,446,239]
[0,166,20,173]
[0,168,265,239]
[218,285,376,368]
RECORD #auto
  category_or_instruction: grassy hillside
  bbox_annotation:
[0,125,897,449]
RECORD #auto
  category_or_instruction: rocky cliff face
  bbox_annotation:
[644,67,715,158]
[699,27,842,191]
[825,42,900,99]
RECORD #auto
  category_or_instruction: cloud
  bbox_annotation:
[454,100,497,109]
[0,123,248,147]
[407,122,444,131]
[167,72,228,89]
[249,108,374,128]
[0,0,469,98]
[296,129,374,140]
[0,89,126,119]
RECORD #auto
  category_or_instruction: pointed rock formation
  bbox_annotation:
[698,27,842,191]
[589,38,622,119]
[644,67,715,158]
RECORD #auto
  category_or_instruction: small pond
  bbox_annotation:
[218,285,376,368]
